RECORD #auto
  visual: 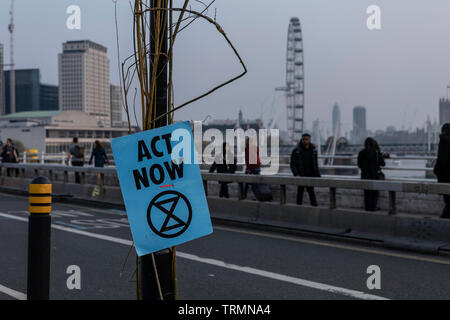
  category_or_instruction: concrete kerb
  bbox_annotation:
[207,197,450,254]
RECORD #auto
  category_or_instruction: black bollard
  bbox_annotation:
[27,176,52,300]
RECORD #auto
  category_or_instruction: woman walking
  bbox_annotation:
[357,137,386,211]
[209,142,237,198]
[89,140,109,184]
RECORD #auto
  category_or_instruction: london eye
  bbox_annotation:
[286,17,305,143]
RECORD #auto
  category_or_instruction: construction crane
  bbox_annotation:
[8,0,15,114]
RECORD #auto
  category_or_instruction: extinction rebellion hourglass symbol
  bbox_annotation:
[147,191,192,238]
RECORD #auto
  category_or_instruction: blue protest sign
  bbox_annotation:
[111,121,213,256]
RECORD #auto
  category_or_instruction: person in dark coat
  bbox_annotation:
[1,138,19,177]
[67,137,85,184]
[357,137,386,211]
[290,133,321,206]
[433,123,450,219]
[89,140,109,168]
[89,140,109,185]
[209,142,237,198]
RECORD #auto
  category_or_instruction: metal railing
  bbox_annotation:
[201,173,450,215]
[275,164,435,173]
[17,152,114,165]
[3,152,437,176]
[0,163,449,216]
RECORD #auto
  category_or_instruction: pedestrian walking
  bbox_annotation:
[433,123,450,219]
[1,138,19,177]
[89,140,109,185]
[290,133,321,206]
[67,137,85,184]
[357,137,386,211]
[243,137,262,199]
[209,142,237,198]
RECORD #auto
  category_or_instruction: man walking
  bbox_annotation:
[1,138,18,177]
[290,133,321,206]
[434,123,450,219]
[67,137,85,184]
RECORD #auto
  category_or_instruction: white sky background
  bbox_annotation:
[1,0,450,133]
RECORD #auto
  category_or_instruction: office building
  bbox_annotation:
[4,69,58,113]
[5,69,39,113]
[0,110,132,154]
[110,84,122,127]
[39,84,59,111]
[352,106,367,144]
[0,44,4,115]
[439,98,450,126]
[59,40,111,127]
[332,103,341,137]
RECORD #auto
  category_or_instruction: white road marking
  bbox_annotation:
[176,251,389,300]
[0,284,26,300]
[0,213,131,246]
[0,212,389,300]
[45,203,450,266]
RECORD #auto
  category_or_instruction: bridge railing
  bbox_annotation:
[1,163,449,216]
[5,153,437,175]
[17,152,115,165]
[201,173,450,215]
[0,163,114,186]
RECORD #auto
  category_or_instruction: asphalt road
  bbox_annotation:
[1,192,450,300]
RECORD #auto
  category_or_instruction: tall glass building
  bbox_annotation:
[332,103,341,137]
[352,106,367,144]
[4,68,58,114]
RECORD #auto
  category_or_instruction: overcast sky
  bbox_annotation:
[1,0,450,134]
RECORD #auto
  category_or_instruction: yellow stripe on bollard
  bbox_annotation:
[29,184,52,195]
[29,196,52,204]
[29,180,52,215]
[28,206,52,214]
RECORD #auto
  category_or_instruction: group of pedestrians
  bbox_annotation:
[208,124,450,220]
[209,138,265,199]
[0,136,109,185]
[67,137,109,184]
[289,127,450,219]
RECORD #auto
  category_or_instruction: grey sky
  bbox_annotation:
[1,0,450,134]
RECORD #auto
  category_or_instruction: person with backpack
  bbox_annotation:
[357,137,386,211]
[433,123,450,219]
[1,138,18,177]
[209,142,237,198]
[243,137,272,201]
[67,137,85,184]
[89,140,109,185]
[290,133,321,207]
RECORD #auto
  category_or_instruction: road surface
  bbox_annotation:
[0,192,449,300]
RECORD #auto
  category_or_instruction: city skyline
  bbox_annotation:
[1,1,450,132]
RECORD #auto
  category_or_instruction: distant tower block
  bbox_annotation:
[286,17,305,143]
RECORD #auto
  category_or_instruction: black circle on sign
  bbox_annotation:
[147,190,192,239]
